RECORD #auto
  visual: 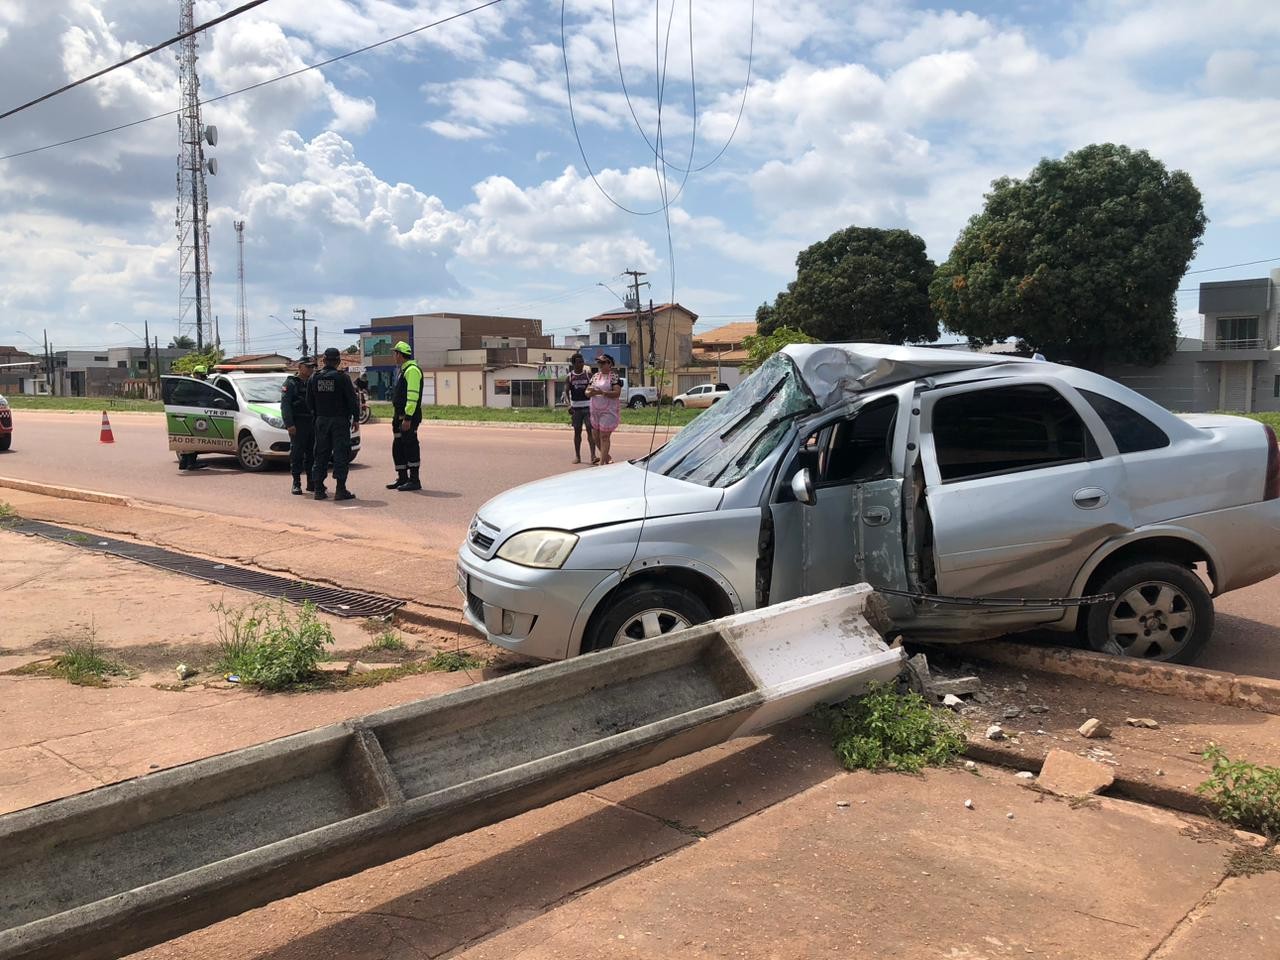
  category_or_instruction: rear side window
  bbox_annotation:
[931,384,1093,482]
[1078,389,1169,453]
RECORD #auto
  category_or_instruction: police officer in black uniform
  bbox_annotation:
[281,356,316,495]
[306,347,359,501]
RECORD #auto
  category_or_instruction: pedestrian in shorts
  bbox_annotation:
[565,353,597,464]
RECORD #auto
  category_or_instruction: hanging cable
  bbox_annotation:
[0,0,274,122]
[0,0,507,163]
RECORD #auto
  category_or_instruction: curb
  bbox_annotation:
[956,641,1280,717]
[0,476,132,507]
[962,737,1218,819]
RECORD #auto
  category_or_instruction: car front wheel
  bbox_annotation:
[673,399,684,408]
[628,396,647,408]
[584,582,712,653]
[1084,561,1213,664]
[237,433,267,472]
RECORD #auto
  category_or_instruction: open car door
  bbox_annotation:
[161,375,238,456]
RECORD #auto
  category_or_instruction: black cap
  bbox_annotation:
[323,347,341,362]
[298,355,315,366]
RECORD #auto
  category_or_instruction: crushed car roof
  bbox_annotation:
[780,342,1033,402]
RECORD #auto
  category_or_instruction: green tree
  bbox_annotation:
[740,325,817,372]
[757,226,938,344]
[344,343,360,354]
[171,346,224,375]
[930,143,1207,371]
[168,334,195,350]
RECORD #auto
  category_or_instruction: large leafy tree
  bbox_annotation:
[739,325,817,372]
[757,226,938,344]
[930,143,1207,371]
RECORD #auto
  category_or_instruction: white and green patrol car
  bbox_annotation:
[161,371,360,471]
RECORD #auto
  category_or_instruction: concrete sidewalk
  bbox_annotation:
[120,720,1277,960]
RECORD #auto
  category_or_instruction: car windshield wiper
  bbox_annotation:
[707,414,793,487]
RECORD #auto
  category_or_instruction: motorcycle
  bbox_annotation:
[358,388,372,424]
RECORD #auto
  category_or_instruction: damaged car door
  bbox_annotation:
[768,391,909,601]
[915,379,1132,624]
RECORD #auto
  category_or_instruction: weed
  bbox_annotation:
[817,681,966,774]
[360,616,393,634]
[1198,743,1280,839]
[0,501,15,522]
[426,650,485,672]
[212,601,335,690]
[63,533,90,544]
[53,636,127,687]
[370,630,405,651]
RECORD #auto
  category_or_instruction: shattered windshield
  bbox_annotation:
[237,376,288,403]
[645,353,818,488]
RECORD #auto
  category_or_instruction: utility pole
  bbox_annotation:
[42,329,51,393]
[293,307,308,358]
[143,318,152,396]
[312,326,318,360]
[623,269,648,386]
[154,335,161,396]
[234,220,248,354]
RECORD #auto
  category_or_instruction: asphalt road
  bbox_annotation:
[0,411,671,548]
[3,410,1278,677]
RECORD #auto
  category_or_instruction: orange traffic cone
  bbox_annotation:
[99,411,114,444]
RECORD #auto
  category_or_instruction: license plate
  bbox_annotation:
[457,566,468,596]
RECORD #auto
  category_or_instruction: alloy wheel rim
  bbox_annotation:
[1107,580,1195,660]
[614,607,692,646]
[241,439,263,468]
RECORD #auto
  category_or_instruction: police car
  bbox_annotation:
[161,368,360,471]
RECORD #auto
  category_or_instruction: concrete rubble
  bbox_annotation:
[1037,748,1116,797]
[1078,717,1111,739]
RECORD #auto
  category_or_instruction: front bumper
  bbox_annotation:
[457,545,612,660]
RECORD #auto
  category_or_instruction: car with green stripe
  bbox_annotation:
[162,372,361,471]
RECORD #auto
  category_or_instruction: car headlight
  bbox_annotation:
[496,529,578,569]
[261,413,285,429]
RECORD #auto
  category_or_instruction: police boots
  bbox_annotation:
[291,478,303,495]
[334,484,355,501]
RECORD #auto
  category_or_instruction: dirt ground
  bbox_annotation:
[0,528,439,685]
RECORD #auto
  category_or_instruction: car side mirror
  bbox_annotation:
[790,467,816,506]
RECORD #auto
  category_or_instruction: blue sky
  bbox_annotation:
[0,0,1277,355]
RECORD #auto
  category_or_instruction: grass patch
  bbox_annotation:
[1198,743,1280,839]
[426,649,486,672]
[11,635,130,687]
[213,600,334,691]
[0,501,15,522]
[1216,410,1280,432]
[369,629,405,651]
[368,401,703,428]
[6,396,162,412]
[63,533,90,544]
[817,681,966,773]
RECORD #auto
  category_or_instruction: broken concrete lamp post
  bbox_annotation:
[0,584,901,960]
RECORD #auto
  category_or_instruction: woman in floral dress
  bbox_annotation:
[587,353,622,465]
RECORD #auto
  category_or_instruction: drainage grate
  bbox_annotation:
[11,520,405,618]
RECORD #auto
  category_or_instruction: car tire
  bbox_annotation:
[584,582,712,653]
[236,433,267,472]
[673,399,684,408]
[628,396,646,408]
[1084,561,1214,665]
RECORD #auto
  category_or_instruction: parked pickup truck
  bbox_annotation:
[619,377,658,409]
[459,343,1280,664]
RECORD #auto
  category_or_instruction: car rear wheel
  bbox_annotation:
[673,399,684,408]
[584,582,712,652]
[237,433,267,472]
[1084,561,1213,664]
[628,396,647,408]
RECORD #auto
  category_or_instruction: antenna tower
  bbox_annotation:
[234,220,248,354]
[175,0,217,350]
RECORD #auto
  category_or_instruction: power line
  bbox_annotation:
[1187,256,1280,274]
[0,0,507,163]
[0,0,272,123]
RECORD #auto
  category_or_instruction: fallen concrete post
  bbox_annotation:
[0,584,899,960]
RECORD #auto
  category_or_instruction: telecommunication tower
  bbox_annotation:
[234,220,248,354]
[175,0,217,350]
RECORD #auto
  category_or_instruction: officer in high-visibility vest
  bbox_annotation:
[387,341,423,491]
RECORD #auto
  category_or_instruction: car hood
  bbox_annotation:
[475,461,724,535]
